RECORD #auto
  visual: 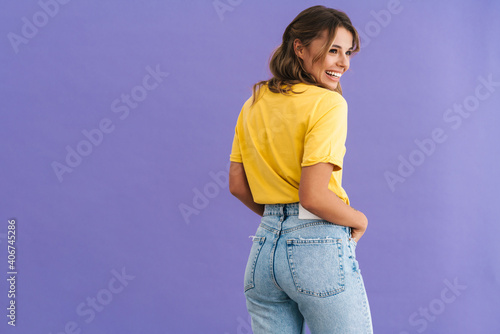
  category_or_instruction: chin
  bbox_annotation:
[325,83,338,91]
[320,80,338,91]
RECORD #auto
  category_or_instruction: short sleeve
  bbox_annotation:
[301,97,348,171]
[229,109,243,163]
[229,125,242,163]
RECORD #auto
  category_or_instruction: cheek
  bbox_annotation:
[325,56,336,66]
[305,63,321,78]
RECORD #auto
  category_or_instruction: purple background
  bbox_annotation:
[1,0,499,333]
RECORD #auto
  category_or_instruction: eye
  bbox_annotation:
[329,48,353,56]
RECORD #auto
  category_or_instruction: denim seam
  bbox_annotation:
[259,223,278,234]
[347,238,360,273]
[281,221,339,234]
[356,273,373,333]
[269,216,285,292]
[244,236,266,292]
[269,236,284,291]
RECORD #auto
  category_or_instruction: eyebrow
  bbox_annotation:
[330,44,354,50]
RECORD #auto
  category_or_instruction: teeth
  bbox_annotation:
[326,71,342,78]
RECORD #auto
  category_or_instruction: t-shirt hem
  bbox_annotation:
[301,157,343,170]
[229,155,243,163]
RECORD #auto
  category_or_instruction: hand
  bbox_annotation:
[350,211,368,243]
[350,226,366,244]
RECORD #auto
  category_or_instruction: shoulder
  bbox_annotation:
[321,91,347,113]
[304,87,348,125]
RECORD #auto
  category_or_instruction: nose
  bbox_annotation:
[337,53,349,71]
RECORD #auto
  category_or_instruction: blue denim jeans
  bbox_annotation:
[244,203,373,333]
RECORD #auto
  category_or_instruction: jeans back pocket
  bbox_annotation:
[244,236,266,292]
[286,238,345,297]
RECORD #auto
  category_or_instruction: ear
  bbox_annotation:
[293,38,305,60]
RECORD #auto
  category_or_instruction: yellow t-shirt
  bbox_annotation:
[229,82,350,205]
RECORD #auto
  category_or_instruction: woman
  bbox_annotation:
[229,5,373,333]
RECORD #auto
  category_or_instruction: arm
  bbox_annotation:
[229,162,265,216]
[299,162,368,242]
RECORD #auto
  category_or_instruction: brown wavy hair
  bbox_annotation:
[251,6,361,105]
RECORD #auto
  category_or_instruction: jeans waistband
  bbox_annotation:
[262,202,351,235]
[263,203,300,216]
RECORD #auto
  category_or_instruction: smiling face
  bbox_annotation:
[294,27,353,91]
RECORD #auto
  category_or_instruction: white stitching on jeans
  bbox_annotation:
[296,236,338,241]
